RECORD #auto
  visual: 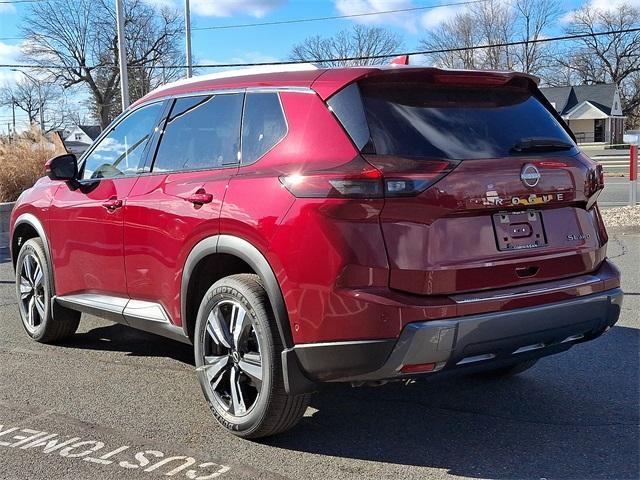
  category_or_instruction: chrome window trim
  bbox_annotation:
[137,86,314,109]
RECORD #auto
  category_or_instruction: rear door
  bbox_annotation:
[49,102,164,297]
[329,73,606,295]
[124,93,243,326]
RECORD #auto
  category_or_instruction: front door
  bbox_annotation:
[49,102,165,297]
[124,93,244,326]
[594,119,605,143]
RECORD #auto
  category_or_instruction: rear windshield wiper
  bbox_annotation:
[510,137,574,153]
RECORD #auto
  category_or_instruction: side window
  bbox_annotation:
[82,102,163,180]
[152,94,243,173]
[241,93,287,165]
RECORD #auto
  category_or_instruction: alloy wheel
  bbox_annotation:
[198,300,264,417]
[19,253,46,333]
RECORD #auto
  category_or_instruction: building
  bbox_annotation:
[540,84,625,145]
[63,125,101,155]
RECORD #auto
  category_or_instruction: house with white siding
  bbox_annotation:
[540,84,625,145]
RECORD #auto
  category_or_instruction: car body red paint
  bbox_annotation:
[10,66,622,397]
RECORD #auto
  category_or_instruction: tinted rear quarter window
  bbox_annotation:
[153,94,243,173]
[241,92,287,165]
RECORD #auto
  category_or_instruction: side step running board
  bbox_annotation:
[54,294,191,344]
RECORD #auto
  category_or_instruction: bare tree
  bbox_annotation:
[21,0,184,128]
[0,78,67,132]
[554,3,640,126]
[420,0,558,75]
[513,0,561,74]
[290,25,403,67]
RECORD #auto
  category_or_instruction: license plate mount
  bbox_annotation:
[492,210,547,251]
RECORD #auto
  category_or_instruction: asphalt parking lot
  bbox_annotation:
[0,228,638,480]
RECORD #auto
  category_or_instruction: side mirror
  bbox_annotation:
[45,154,78,182]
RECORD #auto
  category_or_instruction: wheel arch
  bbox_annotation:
[181,235,293,349]
[12,214,55,295]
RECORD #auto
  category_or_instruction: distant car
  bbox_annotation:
[10,66,623,438]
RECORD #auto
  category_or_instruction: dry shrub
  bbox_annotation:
[0,127,65,203]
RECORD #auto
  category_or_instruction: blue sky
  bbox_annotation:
[0,0,633,131]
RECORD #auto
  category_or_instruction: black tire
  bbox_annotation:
[194,273,311,439]
[15,238,80,343]
[472,359,538,379]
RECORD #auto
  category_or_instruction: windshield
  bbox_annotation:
[353,81,576,160]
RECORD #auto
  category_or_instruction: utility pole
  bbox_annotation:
[115,0,130,110]
[11,96,16,134]
[185,0,193,78]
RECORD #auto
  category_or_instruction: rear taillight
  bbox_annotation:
[279,156,458,199]
[585,164,604,210]
[279,156,383,199]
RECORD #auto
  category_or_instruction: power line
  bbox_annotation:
[0,0,492,43]
[1,27,639,70]
[192,0,490,31]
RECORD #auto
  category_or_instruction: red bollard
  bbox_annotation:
[631,145,638,205]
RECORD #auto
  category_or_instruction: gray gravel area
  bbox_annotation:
[601,205,640,228]
[0,229,638,480]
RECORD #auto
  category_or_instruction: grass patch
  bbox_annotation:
[0,128,64,203]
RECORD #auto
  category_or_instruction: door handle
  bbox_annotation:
[184,190,213,205]
[102,198,123,211]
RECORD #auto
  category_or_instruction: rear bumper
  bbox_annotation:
[292,287,623,382]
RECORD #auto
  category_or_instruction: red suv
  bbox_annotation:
[10,66,623,438]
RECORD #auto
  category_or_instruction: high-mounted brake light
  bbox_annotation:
[432,73,511,86]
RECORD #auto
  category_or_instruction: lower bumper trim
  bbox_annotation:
[293,287,623,382]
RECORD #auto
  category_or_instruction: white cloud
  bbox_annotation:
[142,0,286,17]
[142,0,176,9]
[561,0,640,23]
[334,0,419,33]
[420,5,460,29]
[0,3,16,14]
[190,0,287,18]
[0,42,22,85]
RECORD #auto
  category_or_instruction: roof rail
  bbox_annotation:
[153,63,318,93]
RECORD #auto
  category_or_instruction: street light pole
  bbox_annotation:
[185,0,193,78]
[11,96,16,135]
[115,0,130,110]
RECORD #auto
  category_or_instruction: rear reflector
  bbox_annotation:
[400,362,437,374]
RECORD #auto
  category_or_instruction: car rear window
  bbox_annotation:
[330,80,576,160]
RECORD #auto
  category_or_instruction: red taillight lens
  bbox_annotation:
[585,164,605,210]
[279,156,384,199]
[279,156,458,199]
